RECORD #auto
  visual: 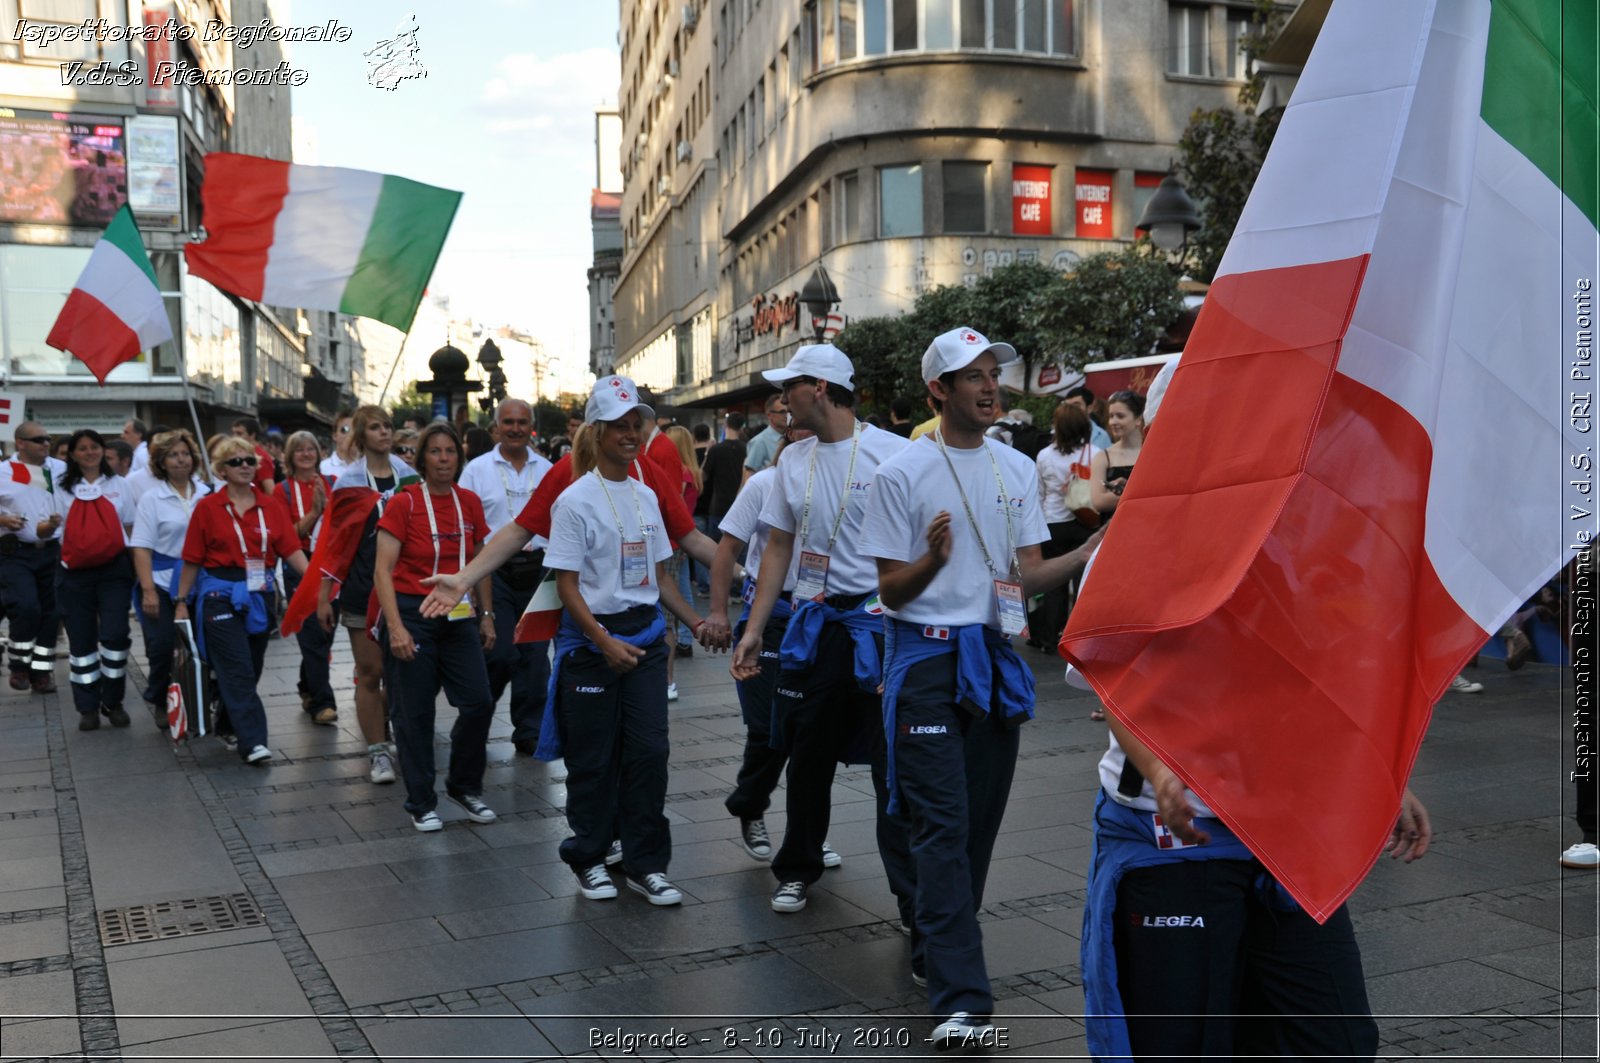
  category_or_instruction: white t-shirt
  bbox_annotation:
[758,422,906,598]
[320,451,359,480]
[545,471,673,616]
[130,477,211,557]
[717,467,796,591]
[122,467,159,509]
[56,473,136,533]
[1035,442,1101,524]
[860,435,1049,629]
[130,440,149,473]
[459,446,552,547]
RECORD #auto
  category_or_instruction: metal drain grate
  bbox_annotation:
[98,892,264,946]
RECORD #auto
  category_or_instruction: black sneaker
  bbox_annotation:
[625,872,683,906]
[445,791,497,824]
[739,817,772,861]
[575,863,617,900]
[932,1013,991,1052]
[102,704,130,728]
[771,880,807,912]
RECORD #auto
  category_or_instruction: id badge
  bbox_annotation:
[994,579,1028,638]
[621,540,650,587]
[794,550,830,602]
[1152,813,1193,850]
[245,558,269,592]
[447,597,476,622]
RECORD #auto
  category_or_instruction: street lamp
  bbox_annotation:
[799,265,839,343]
[419,343,481,423]
[1135,172,1202,255]
[476,338,507,408]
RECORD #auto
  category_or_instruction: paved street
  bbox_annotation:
[0,620,1594,1062]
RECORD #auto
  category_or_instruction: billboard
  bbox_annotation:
[1012,164,1053,236]
[0,110,127,227]
[1074,168,1114,239]
[126,114,183,230]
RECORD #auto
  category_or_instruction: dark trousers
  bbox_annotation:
[1113,858,1377,1061]
[554,607,671,876]
[281,564,336,714]
[893,653,1021,1017]
[59,555,134,716]
[769,620,916,922]
[135,585,176,704]
[381,595,496,816]
[0,542,59,676]
[724,611,790,820]
[487,559,549,742]
[200,590,273,760]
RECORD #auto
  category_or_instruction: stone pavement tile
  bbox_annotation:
[1023,983,1087,1018]
[1475,879,1598,934]
[256,826,487,878]
[0,832,59,862]
[655,866,774,906]
[325,922,626,1006]
[517,953,854,1055]
[111,940,312,1045]
[102,924,274,963]
[980,916,1079,979]
[270,863,402,898]
[122,1017,337,1063]
[1007,772,1102,803]
[0,757,49,773]
[0,787,55,814]
[0,885,65,913]
[76,771,242,909]
[284,867,545,934]
[787,932,917,1000]
[818,877,907,924]
[968,857,1073,906]
[1352,908,1561,977]
[334,799,415,833]
[0,811,57,841]
[666,836,781,881]
[307,915,452,962]
[991,825,1094,862]
[236,808,362,847]
[0,968,75,1014]
[1002,1033,1091,1059]
[1021,902,1088,942]
[1363,958,1552,1017]
[1348,852,1555,912]
[385,845,544,883]
[1028,846,1092,881]
[61,733,183,781]
[435,892,622,940]
[0,1016,80,1057]
[0,914,67,962]
[991,993,1088,1050]
[587,889,880,961]
[361,1006,557,1063]
[0,732,46,763]
[667,766,734,795]
[1473,937,1599,992]
[0,770,49,788]
[0,854,63,893]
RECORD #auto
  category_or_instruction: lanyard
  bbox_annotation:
[797,422,862,555]
[172,479,198,519]
[290,477,316,520]
[226,496,269,562]
[495,458,531,513]
[421,486,468,577]
[933,429,1017,580]
[592,470,650,543]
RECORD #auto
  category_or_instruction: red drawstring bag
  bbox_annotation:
[61,486,124,569]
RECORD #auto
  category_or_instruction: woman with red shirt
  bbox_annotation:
[278,430,337,725]
[176,436,309,764]
[373,423,498,832]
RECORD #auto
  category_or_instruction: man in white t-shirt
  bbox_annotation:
[860,327,1102,1047]
[731,344,915,925]
[459,398,554,755]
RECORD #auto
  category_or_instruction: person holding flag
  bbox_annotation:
[278,431,337,726]
[860,328,1102,1046]
[130,430,209,723]
[0,422,67,693]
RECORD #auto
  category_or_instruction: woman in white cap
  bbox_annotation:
[540,377,707,907]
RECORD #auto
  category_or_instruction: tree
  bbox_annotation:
[389,381,432,426]
[970,262,1060,390]
[1175,0,1290,281]
[1034,247,1184,371]
[832,314,916,413]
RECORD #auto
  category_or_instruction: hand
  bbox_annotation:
[174,601,190,623]
[1384,787,1431,863]
[1151,766,1210,846]
[312,477,327,512]
[479,613,497,652]
[924,511,953,567]
[419,573,469,617]
[1071,526,1108,565]
[730,629,763,681]
[697,615,732,652]
[1107,477,1128,497]
[140,588,160,620]
[35,514,59,537]
[388,623,417,661]
[599,634,644,673]
[315,598,335,633]
[0,514,24,531]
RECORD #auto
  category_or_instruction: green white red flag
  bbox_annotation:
[514,571,562,644]
[1061,0,1597,921]
[184,154,460,332]
[45,206,172,383]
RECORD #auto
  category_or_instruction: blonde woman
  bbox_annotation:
[130,429,209,719]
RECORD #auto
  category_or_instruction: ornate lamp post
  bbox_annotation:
[1134,171,1203,264]
[799,265,839,343]
[418,343,481,423]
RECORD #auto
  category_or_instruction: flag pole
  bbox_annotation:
[170,341,212,481]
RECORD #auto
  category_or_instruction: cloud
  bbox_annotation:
[478,48,619,144]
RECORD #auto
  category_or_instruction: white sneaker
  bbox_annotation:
[575,863,617,900]
[604,839,624,867]
[548,758,568,783]
[932,1012,991,1051]
[369,750,396,784]
[626,872,683,906]
[821,842,842,869]
[245,745,272,764]
[1560,842,1600,868]
[411,811,443,833]
[667,682,679,702]
[1450,674,1484,694]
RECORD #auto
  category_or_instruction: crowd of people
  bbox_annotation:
[0,333,1479,1056]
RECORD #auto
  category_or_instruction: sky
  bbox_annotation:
[287,0,620,392]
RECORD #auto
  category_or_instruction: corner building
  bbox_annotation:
[612,0,1252,409]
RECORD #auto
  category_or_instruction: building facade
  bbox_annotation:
[0,0,361,440]
[611,0,1254,410]
[589,108,624,378]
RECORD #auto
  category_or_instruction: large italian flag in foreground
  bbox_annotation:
[1062,0,1596,922]
[184,154,460,332]
[46,206,172,383]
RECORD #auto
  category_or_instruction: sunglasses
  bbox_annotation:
[395,446,417,457]
[18,434,50,445]
[222,456,259,468]
[338,425,352,434]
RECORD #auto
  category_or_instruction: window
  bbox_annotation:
[807,1,1078,69]
[821,0,838,65]
[755,77,766,143]
[943,162,988,233]
[879,164,923,237]
[1131,171,1165,237]
[925,0,953,48]
[836,171,861,243]
[960,0,985,47]
[1021,0,1046,52]
[991,0,1015,49]
[864,0,888,53]
[840,0,858,60]
[1168,4,1210,77]
[892,0,917,50]
[1051,0,1075,56]
[1227,9,1253,79]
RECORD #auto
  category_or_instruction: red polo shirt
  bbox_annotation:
[376,484,488,597]
[514,454,695,543]
[182,488,301,569]
[278,475,334,552]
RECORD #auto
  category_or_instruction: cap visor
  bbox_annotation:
[985,342,1019,365]
[760,368,802,385]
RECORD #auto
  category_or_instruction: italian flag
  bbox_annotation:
[514,571,562,644]
[1062,0,1596,922]
[184,154,460,332]
[45,206,172,383]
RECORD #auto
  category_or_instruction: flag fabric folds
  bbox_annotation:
[514,571,562,644]
[281,487,378,637]
[46,206,173,383]
[184,153,461,332]
[1060,0,1597,921]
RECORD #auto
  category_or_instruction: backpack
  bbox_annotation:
[61,481,125,569]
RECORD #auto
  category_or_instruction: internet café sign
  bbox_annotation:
[733,290,799,351]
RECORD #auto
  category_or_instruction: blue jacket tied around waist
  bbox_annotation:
[778,598,882,690]
[535,609,667,761]
[194,570,270,664]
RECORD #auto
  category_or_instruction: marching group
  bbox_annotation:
[0,327,1436,1057]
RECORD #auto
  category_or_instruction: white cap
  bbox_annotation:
[921,326,1018,383]
[761,343,856,392]
[585,375,655,424]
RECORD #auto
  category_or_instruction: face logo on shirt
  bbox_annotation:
[994,493,1026,512]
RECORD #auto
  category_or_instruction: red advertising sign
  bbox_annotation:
[1012,164,1052,236]
[144,8,179,109]
[1075,168,1114,239]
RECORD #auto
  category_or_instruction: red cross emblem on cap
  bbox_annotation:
[610,378,623,387]
[963,331,979,343]
[617,390,630,401]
